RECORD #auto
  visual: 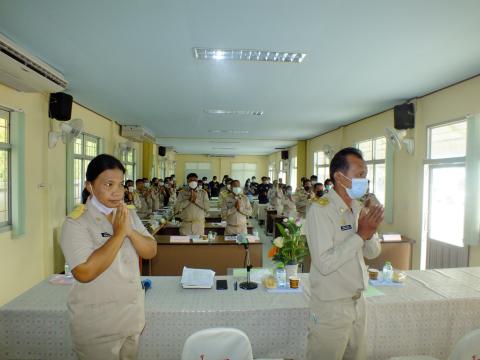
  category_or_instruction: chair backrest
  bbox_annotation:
[181,327,254,360]
[448,328,480,360]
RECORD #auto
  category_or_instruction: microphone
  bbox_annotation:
[141,279,152,292]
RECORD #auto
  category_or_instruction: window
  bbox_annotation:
[313,151,329,183]
[73,134,100,206]
[290,156,297,189]
[356,137,386,205]
[268,162,275,180]
[425,120,467,247]
[159,159,166,180]
[0,109,11,227]
[184,162,211,181]
[121,148,136,181]
[231,163,257,184]
[278,160,287,184]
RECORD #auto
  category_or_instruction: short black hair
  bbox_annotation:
[136,178,144,184]
[324,178,333,184]
[310,175,318,180]
[329,147,364,184]
[86,154,125,183]
[187,173,198,180]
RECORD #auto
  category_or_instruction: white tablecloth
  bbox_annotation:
[0,276,309,360]
[2,268,480,360]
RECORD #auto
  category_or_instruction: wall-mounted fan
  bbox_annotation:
[323,144,335,160]
[385,127,414,155]
[117,141,134,158]
[48,118,84,149]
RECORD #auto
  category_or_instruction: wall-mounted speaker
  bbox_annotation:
[158,146,166,156]
[49,92,72,121]
[394,103,415,130]
[281,150,289,160]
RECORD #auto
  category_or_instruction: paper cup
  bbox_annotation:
[289,276,300,289]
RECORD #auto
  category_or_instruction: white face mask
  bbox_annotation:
[144,183,150,189]
[340,173,368,199]
[232,187,242,195]
[159,182,164,186]
[326,184,333,191]
[89,185,116,215]
[227,184,231,190]
[189,181,198,189]
[128,186,134,193]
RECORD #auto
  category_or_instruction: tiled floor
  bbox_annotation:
[250,218,275,268]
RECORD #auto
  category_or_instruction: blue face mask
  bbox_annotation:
[340,173,368,200]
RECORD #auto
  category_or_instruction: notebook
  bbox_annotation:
[180,267,215,289]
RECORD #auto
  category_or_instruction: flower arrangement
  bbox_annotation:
[268,218,309,266]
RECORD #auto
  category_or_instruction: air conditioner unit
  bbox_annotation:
[0,33,67,92]
[120,125,156,143]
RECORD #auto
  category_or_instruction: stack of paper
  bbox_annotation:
[181,267,215,289]
[170,236,190,243]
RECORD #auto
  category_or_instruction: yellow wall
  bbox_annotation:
[0,83,143,306]
[174,154,268,185]
[304,76,480,269]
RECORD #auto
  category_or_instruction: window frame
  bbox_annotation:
[121,147,136,181]
[0,107,12,229]
[289,156,297,189]
[313,151,329,183]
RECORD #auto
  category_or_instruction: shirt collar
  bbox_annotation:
[327,188,362,215]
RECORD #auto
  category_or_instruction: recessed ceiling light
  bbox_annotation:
[204,109,264,116]
[194,48,307,63]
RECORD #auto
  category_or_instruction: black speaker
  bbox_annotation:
[394,103,415,130]
[49,92,72,121]
[158,146,166,156]
[281,150,289,160]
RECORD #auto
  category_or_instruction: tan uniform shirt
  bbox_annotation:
[295,189,313,218]
[305,189,381,303]
[175,188,210,235]
[221,193,253,235]
[268,187,284,210]
[282,195,297,218]
[219,188,230,208]
[60,199,153,345]
[133,190,152,219]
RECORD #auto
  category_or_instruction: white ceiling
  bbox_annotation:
[1,0,480,155]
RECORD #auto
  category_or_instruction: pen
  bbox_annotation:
[234,281,238,291]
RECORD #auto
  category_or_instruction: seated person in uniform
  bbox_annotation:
[221,180,253,235]
[133,179,152,219]
[174,173,210,235]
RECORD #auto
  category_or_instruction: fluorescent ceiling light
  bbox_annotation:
[205,109,264,116]
[194,48,307,63]
[209,141,241,144]
[209,129,249,134]
[212,147,236,150]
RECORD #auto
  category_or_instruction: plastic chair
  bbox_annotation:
[181,327,254,360]
[448,328,480,360]
[388,328,480,360]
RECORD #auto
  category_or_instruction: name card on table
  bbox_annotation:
[382,233,402,242]
[247,235,260,243]
[170,236,190,243]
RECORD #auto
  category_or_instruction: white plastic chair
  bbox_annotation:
[181,327,254,360]
[448,328,480,360]
[388,328,480,360]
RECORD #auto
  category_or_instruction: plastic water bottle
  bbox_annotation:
[382,261,393,282]
[276,265,287,288]
[64,262,72,278]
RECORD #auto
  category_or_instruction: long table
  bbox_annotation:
[159,222,254,235]
[143,235,263,276]
[2,268,480,359]
[0,276,309,360]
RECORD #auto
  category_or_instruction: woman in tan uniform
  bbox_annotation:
[61,154,157,360]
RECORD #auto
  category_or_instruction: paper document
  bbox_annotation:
[181,267,215,289]
[170,236,190,243]
[224,235,238,241]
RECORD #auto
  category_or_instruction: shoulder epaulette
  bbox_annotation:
[68,204,86,219]
[127,204,136,210]
[311,197,329,206]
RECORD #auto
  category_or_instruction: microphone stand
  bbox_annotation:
[239,240,258,290]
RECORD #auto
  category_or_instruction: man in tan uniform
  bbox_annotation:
[175,173,210,235]
[306,148,382,360]
[295,179,313,219]
[221,180,253,235]
[133,179,152,219]
[219,178,233,208]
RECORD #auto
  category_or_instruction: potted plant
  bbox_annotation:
[268,218,309,279]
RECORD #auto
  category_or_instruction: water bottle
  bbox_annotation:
[64,262,72,278]
[382,261,393,282]
[276,265,287,288]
